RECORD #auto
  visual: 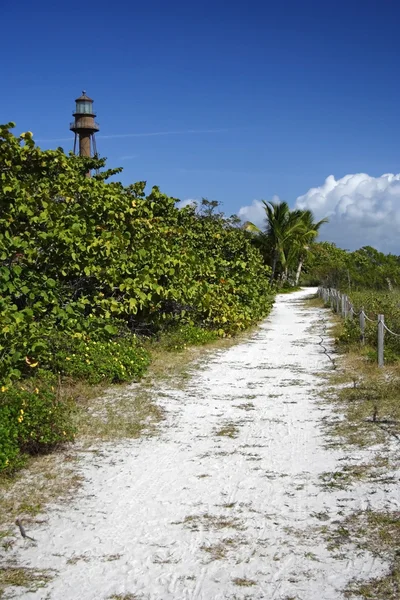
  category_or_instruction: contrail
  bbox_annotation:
[36,128,231,143]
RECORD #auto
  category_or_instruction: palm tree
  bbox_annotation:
[291,210,329,285]
[244,201,302,281]
[244,202,328,285]
[260,201,306,282]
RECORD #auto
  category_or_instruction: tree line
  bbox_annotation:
[302,243,400,291]
[244,202,400,293]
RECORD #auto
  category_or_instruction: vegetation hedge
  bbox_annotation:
[0,376,76,471]
[0,123,275,472]
[337,291,400,362]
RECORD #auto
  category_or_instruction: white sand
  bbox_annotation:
[4,288,398,599]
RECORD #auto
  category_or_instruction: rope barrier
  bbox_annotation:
[318,287,400,441]
[318,287,400,367]
[345,303,374,322]
[382,322,400,337]
[363,312,376,323]
[320,288,399,332]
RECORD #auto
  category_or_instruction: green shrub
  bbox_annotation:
[338,319,363,345]
[366,348,400,364]
[158,324,219,352]
[0,391,22,472]
[0,381,75,473]
[51,334,150,384]
[336,291,400,359]
[0,124,274,375]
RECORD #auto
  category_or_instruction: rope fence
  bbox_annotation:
[318,287,400,367]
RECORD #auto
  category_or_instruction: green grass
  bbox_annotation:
[173,513,245,532]
[200,536,246,561]
[0,567,54,597]
[107,595,141,600]
[278,286,303,294]
[324,289,400,360]
[325,510,400,600]
[214,422,240,438]
[232,577,257,587]
[312,297,400,599]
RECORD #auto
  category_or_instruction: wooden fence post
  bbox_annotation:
[360,308,365,344]
[344,295,349,318]
[336,292,340,314]
[378,314,385,367]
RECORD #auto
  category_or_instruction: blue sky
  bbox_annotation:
[2,1,400,249]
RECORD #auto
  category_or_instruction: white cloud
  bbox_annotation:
[295,173,400,252]
[176,198,198,209]
[237,195,281,229]
[237,174,400,253]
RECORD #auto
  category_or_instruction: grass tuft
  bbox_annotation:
[0,567,54,595]
[174,513,245,532]
[232,577,257,587]
[214,422,240,438]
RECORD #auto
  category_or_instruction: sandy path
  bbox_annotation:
[4,288,397,599]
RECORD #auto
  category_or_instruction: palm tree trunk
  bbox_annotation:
[270,250,278,283]
[295,258,303,286]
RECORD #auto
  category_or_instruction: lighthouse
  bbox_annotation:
[70,91,99,158]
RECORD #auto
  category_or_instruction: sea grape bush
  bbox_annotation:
[0,123,274,384]
[0,123,275,471]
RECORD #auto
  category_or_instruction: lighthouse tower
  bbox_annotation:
[70,91,99,157]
